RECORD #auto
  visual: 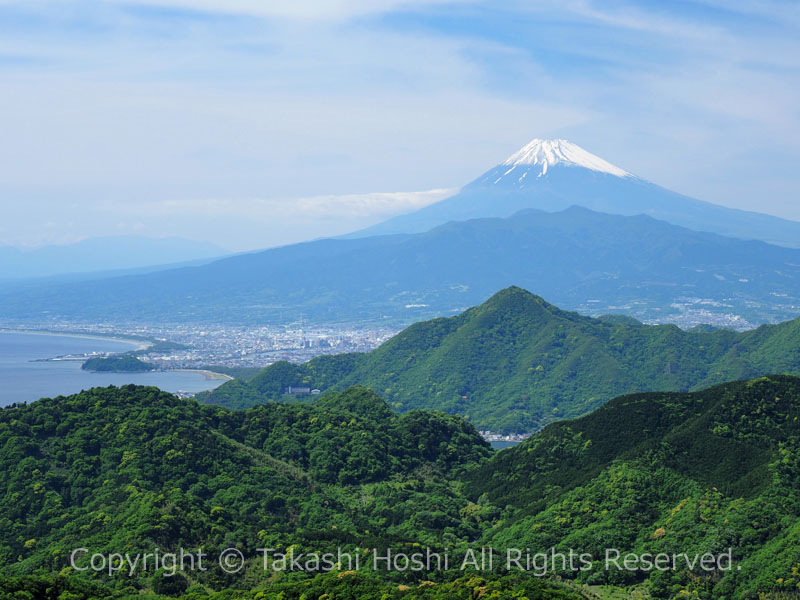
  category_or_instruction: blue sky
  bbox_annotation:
[0,0,798,251]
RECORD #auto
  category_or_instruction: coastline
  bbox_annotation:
[0,329,153,351]
[170,369,234,382]
[80,366,232,381]
[0,332,231,383]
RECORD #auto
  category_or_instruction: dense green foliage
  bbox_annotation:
[0,571,584,600]
[203,286,800,431]
[81,353,156,372]
[466,375,800,599]
[4,377,800,598]
[0,385,490,595]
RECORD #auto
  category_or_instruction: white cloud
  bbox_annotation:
[0,0,799,250]
[103,189,457,219]
[101,0,468,20]
[691,0,800,26]
[561,0,726,40]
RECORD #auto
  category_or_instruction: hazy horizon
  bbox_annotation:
[1,0,799,252]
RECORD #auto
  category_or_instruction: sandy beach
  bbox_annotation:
[0,329,152,351]
[171,369,234,382]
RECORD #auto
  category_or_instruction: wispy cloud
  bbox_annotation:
[0,0,798,248]
[103,0,469,20]
[104,189,457,219]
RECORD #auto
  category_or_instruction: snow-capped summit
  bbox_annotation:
[498,138,632,180]
[346,136,800,249]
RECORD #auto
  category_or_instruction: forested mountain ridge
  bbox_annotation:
[203,286,800,431]
[3,378,800,599]
[0,385,492,594]
[465,375,800,599]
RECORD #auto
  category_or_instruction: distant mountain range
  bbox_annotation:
[352,139,800,248]
[1,207,798,326]
[202,287,800,432]
[1,139,799,328]
[0,235,228,280]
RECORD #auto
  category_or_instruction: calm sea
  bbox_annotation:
[490,441,521,450]
[0,332,224,407]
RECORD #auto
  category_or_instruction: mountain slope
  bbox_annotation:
[2,207,799,326]
[203,287,800,431]
[466,375,800,598]
[352,139,800,249]
[0,385,490,587]
[4,378,799,599]
[4,378,800,599]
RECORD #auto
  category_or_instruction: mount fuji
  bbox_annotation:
[350,139,800,248]
[2,139,800,327]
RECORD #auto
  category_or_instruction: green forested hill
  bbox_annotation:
[0,571,584,600]
[466,375,800,598]
[2,378,800,599]
[81,353,155,372]
[203,286,800,431]
[0,385,492,595]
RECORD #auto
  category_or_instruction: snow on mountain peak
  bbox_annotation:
[501,139,631,179]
